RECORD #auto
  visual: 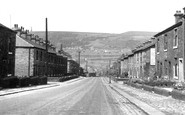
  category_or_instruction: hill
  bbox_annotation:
[31,31,156,70]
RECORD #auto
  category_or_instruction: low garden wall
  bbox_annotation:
[125,80,185,101]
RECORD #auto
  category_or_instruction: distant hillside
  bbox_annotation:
[31,31,156,50]
[31,31,156,70]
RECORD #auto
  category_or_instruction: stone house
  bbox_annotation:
[155,9,185,82]
[140,40,155,80]
[13,24,67,84]
[0,23,17,88]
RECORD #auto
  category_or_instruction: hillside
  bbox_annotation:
[31,31,156,71]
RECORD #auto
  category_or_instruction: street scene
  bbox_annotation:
[1,77,185,115]
[1,0,185,115]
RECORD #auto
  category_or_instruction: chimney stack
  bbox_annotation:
[14,24,18,29]
[183,7,185,14]
[174,10,183,23]
[35,35,40,44]
[13,24,21,36]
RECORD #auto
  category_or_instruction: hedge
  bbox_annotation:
[171,89,185,101]
[153,86,171,96]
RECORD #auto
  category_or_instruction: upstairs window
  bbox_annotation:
[36,50,39,60]
[173,28,178,48]
[40,51,43,61]
[164,34,168,51]
[157,38,160,53]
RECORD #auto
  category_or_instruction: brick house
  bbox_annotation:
[140,40,155,80]
[13,24,67,85]
[155,9,185,82]
[0,24,17,88]
[120,55,129,77]
[120,37,155,80]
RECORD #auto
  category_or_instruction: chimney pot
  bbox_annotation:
[14,24,18,29]
[174,10,183,23]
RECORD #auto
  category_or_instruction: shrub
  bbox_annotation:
[173,82,185,90]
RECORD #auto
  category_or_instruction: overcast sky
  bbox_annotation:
[0,0,185,33]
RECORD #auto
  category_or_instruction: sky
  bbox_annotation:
[0,0,185,33]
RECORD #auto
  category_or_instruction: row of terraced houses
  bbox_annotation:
[117,7,185,83]
[0,24,81,88]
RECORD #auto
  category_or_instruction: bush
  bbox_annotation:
[143,80,175,87]
[173,82,185,90]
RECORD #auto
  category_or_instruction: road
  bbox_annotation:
[0,77,147,115]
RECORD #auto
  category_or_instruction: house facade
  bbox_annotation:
[155,10,185,82]
[13,24,67,85]
[120,38,155,80]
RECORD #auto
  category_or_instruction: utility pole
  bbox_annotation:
[109,60,111,84]
[45,18,48,77]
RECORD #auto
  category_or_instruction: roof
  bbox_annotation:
[16,35,56,54]
[0,23,16,33]
[154,21,182,37]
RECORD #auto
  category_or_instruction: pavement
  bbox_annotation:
[112,79,185,115]
[0,77,84,96]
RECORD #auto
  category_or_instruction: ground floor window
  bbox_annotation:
[173,58,178,79]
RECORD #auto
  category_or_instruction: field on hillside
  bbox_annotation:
[31,31,156,70]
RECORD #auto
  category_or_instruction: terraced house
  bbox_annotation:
[120,37,155,80]
[13,24,67,85]
[155,8,185,82]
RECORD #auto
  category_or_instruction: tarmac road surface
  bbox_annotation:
[0,77,149,115]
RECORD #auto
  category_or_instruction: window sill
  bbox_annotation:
[174,76,178,79]
[8,52,13,54]
[173,46,178,49]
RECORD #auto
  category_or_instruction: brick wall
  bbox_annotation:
[15,48,34,77]
[155,24,183,82]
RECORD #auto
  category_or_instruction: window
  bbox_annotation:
[157,38,160,53]
[164,34,168,51]
[40,51,43,61]
[173,28,178,48]
[36,50,39,60]
[168,61,171,77]
[165,60,168,75]
[174,58,178,79]
[8,37,13,54]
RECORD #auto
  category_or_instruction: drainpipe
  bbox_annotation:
[183,8,185,82]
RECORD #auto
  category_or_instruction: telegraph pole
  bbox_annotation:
[45,18,48,77]
[109,60,111,83]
